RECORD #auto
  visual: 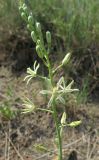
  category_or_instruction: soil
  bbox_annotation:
[0,35,99,160]
[0,66,99,160]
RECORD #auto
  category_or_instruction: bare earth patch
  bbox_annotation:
[0,67,99,160]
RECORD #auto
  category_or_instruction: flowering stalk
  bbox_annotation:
[19,2,81,160]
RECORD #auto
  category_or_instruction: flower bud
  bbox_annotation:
[22,3,26,8]
[27,24,30,31]
[23,6,28,13]
[31,31,37,43]
[36,22,41,33]
[28,15,32,23]
[62,52,71,66]
[37,39,41,46]
[27,24,33,31]
[28,15,34,25]
[19,6,23,13]
[68,120,81,127]
[61,112,66,125]
[21,12,27,21]
[46,31,51,44]
[36,45,43,58]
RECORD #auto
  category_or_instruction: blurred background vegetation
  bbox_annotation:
[0,0,99,102]
[0,0,99,46]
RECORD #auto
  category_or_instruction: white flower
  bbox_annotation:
[40,76,79,107]
[57,77,79,94]
[24,61,40,84]
[22,98,36,114]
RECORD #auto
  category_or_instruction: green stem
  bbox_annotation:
[47,56,54,86]
[52,100,63,160]
[46,56,62,160]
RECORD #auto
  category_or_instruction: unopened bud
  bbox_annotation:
[46,31,51,44]
[36,22,41,33]
[31,31,37,43]
[68,121,81,127]
[19,6,23,13]
[27,24,33,31]
[62,52,71,66]
[21,12,27,21]
[61,112,66,125]
[22,3,26,8]
[36,45,43,58]
[37,39,41,46]
[28,15,32,23]
[28,15,34,25]
[23,6,28,13]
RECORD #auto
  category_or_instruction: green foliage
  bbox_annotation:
[0,102,15,120]
[0,85,16,120]
[19,3,81,160]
